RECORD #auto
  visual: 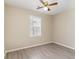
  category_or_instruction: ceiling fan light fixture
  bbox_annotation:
[44,7,48,11]
[37,0,58,11]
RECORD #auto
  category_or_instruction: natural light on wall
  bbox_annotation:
[30,16,41,37]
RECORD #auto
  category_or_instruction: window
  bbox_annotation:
[30,16,41,37]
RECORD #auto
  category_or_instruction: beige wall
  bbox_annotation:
[5,5,75,51]
[5,5,53,51]
[52,9,75,49]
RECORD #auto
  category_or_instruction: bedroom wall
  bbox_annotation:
[5,5,53,51]
[5,4,75,52]
[52,9,75,49]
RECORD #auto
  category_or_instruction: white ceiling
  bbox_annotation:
[5,0,75,15]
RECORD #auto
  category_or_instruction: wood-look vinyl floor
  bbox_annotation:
[6,43,75,59]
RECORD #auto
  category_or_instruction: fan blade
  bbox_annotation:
[48,2,58,6]
[39,0,44,4]
[37,6,43,9]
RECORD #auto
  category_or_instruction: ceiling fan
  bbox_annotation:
[37,0,58,11]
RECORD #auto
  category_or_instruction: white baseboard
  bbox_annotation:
[6,41,53,53]
[5,41,75,54]
[52,41,75,50]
